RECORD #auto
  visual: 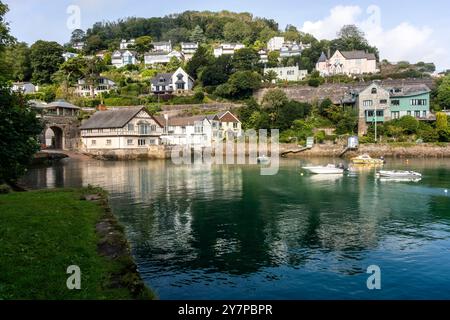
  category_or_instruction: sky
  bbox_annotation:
[3,0,450,71]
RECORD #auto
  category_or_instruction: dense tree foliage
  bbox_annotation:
[30,40,64,84]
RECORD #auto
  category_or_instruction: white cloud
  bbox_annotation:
[300,5,448,71]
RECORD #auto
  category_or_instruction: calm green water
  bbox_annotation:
[22,158,450,299]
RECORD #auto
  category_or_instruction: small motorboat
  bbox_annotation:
[257,155,270,164]
[351,154,385,165]
[377,170,422,178]
[303,164,345,175]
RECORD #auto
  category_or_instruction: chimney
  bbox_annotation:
[327,48,331,59]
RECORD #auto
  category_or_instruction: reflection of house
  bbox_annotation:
[80,107,164,150]
[120,39,135,50]
[264,66,308,82]
[151,41,172,52]
[213,43,245,57]
[150,67,194,95]
[316,50,379,76]
[144,50,183,66]
[357,82,432,135]
[76,77,117,97]
[62,52,78,61]
[111,50,137,68]
[12,82,37,94]
[181,42,198,60]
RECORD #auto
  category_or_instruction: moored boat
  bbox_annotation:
[303,164,345,175]
[351,154,385,165]
[377,170,422,178]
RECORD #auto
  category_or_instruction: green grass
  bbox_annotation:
[0,189,154,300]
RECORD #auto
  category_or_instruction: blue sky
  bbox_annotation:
[4,0,450,70]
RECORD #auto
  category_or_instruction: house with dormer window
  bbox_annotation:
[150,67,194,95]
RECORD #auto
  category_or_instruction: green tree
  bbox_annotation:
[2,42,31,81]
[232,48,260,71]
[190,25,205,43]
[200,54,233,86]
[186,45,213,79]
[227,71,262,98]
[70,29,86,46]
[264,70,278,83]
[436,112,448,130]
[267,51,280,68]
[132,36,153,55]
[223,21,252,43]
[0,1,15,81]
[437,75,450,110]
[0,83,43,188]
[84,35,105,54]
[30,40,64,84]
[261,88,288,109]
[166,56,182,72]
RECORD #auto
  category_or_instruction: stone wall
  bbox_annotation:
[84,146,170,160]
[254,79,436,105]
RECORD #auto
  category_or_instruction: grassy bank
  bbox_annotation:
[0,187,155,300]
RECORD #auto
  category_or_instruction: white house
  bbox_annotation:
[181,42,198,60]
[144,50,183,66]
[159,116,216,148]
[111,50,138,68]
[120,39,135,50]
[76,77,117,97]
[213,111,243,141]
[62,52,78,61]
[12,82,37,94]
[150,67,194,95]
[280,42,303,58]
[213,43,245,57]
[73,42,84,51]
[264,66,308,82]
[151,41,172,52]
[80,107,164,150]
[259,50,268,64]
[316,50,379,76]
[267,37,285,52]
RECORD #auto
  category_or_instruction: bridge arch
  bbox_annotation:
[44,126,64,150]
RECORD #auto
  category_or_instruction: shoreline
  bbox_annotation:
[69,143,450,161]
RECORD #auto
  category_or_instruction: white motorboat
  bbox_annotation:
[303,164,345,175]
[257,155,270,164]
[377,170,422,178]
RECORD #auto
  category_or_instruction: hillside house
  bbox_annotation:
[213,43,245,57]
[150,67,194,95]
[316,50,379,76]
[76,77,117,97]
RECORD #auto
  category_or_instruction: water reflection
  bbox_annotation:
[21,158,450,299]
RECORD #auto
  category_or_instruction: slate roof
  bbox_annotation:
[80,107,147,130]
[340,50,376,60]
[151,73,173,86]
[46,100,80,110]
[388,84,431,97]
[318,52,328,63]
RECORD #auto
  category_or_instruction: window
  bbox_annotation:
[407,111,412,116]
[380,99,387,104]
[414,111,421,118]
[138,139,146,146]
[182,126,186,134]
[194,123,203,134]
[423,111,427,118]
[128,124,134,131]
[392,111,400,119]
[127,139,134,146]
[149,139,156,145]
[411,99,427,106]
[363,100,373,107]
[91,140,96,146]
[371,88,377,94]
[106,140,112,146]
[98,129,103,133]
[176,83,185,90]
[367,111,374,117]
[150,125,157,132]
[376,110,384,117]
[139,123,149,134]
[391,100,400,106]
[233,123,238,129]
